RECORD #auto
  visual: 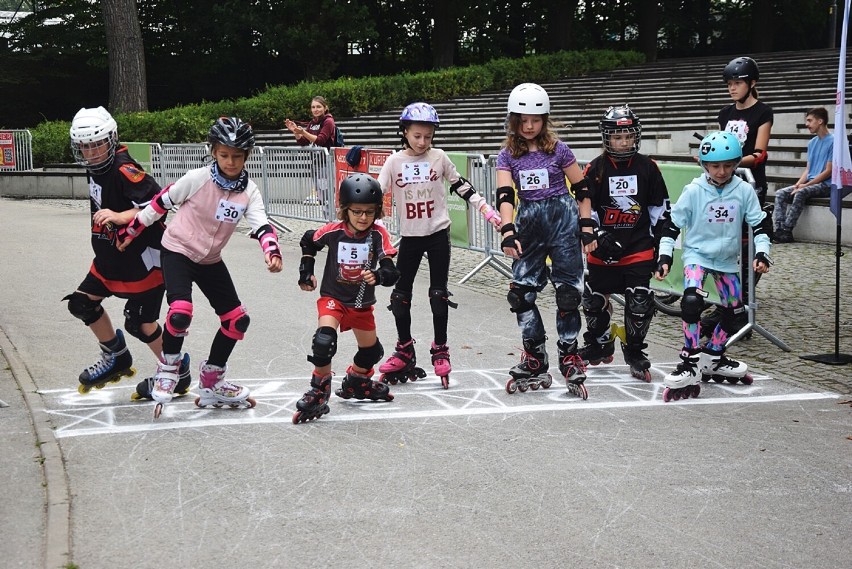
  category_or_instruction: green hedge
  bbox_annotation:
[30,49,644,166]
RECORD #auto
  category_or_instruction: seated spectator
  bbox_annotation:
[773,107,833,243]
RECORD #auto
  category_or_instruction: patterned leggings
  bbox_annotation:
[773,181,831,232]
[682,264,742,351]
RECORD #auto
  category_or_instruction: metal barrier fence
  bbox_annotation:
[0,129,33,171]
[260,146,334,228]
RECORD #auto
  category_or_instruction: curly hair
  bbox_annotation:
[502,113,559,158]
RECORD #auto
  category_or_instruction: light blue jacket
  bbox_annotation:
[659,174,770,274]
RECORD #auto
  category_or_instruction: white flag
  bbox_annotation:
[831,0,852,222]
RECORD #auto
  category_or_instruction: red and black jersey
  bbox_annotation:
[583,153,670,267]
[306,221,397,308]
[87,148,165,288]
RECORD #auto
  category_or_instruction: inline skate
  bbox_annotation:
[132,353,192,401]
[621,343,652,383]
[558,339,588,400]
[78,329,135,394]
[151,352,183,418]
[335,366,394,402]
[378,339,426,385]
[293,372,332,424]
[506,337,553,394]
[699,347,753,385]
[578,338,615,366]
[194,361,257,410]
[662,348,702,402]
[431,341,451,389]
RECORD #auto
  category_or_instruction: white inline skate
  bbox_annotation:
[194,361,257,410]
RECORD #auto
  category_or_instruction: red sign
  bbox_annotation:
[0,132,16,169]
[333,147,393,211]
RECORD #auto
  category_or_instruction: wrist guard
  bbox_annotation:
[500,222,516,235]
[298,256,315,286]
[754,252,773,267]
[657,254,673,274]
[253,224,281,259]
[373,257,400,287]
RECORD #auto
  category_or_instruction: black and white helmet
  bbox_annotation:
[599,105,642,159]
[69,106,118,175]
[208,117,255,151]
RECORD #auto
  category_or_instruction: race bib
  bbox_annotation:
[608,175,638,196]
[89,180,102,208]
[338,242,370,282]
[215,199,246,223]
[706,201,737,224]
[724,120,749,146]
[519,168,549,191]
[401,161,431,184]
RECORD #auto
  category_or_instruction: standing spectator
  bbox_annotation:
[496,83,598,400]
[285,96,337,204]
[773,107,833,243]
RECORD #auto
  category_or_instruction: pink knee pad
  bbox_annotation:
[219,305,250,340]
[165,300,193,337]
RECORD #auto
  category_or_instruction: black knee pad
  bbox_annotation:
[353,340,384,370]
[581,283,608,314]
[507,284,537,314]
[388,289,412,320]
[125,318,162,344]
[625,286,655,317]
[680,287,706,324]
[428,288,457,318]
[308,326,338,367]
[64,292,104,326]
[555,284,582,314]
[720,305,746,335]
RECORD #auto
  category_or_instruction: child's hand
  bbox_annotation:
[266,252,282,273]
[299,275,317,291]
[655,254,672,280]
[753,252,772,274]
[361,270,377,286]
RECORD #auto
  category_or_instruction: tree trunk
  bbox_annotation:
[432,0,457,69]
[545,0,579,52]
[101,0,148,113]
[750,0,774,53]
[636,0,659,62]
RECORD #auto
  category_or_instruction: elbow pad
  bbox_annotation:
[571,177,591,201]
[752,211,772,238]
[450,176,475,201]
[299,230,318,256]
[752,149,768,166]
[661,219,681,241]
[374,258,399,287]
[496,186,515,209]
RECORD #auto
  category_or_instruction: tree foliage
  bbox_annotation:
[0,0,841,128]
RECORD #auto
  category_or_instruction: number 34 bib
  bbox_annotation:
[706,201,737,224]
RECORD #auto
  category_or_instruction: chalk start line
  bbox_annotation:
[40,363,838,438]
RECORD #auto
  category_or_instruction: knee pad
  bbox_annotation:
[625,287,655,317]
[507,284,537,314]
[353,340,384,370]
[720,305,746,335]
[64,292,103,326]
[581,284,610,335]
[219,305,250,340]
[429,288,457,318]
[125,316,162,344]
[389,289,412,320]
[680,287,706,324]
[166,300,193,337]
[581,284,608,314]
[308,326,338,367]
[555,284,582,314]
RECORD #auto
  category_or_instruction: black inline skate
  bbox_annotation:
[621,343,652,383]
[335,366,395,402]
[558,339,588,400]
[662,348,702,402]
[378,339,426,385]
[578,337,615,366]
[293,372,332,424]
[131,353,192,401]
[506,337,553,394]
[78,329,135,394]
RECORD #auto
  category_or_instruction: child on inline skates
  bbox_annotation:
[376,102,501,389]
[64,106,191,399]
[119,117,283,418]
[655,131,771,402]
[496,83,599,399]
[293,174,399,423]
[579,105,671,383]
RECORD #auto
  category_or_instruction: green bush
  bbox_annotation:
[29,49,643,166]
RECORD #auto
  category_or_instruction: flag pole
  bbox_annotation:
[801,0,852,365]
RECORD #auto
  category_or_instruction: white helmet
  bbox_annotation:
[507,83,550,115]
[70,106,118,174]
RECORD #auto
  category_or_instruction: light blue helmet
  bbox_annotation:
[698,131,742,163]
[400,102,439,126]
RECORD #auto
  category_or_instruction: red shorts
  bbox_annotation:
[316,297,376,332]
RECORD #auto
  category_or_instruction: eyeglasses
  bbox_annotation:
[348,209,377,218]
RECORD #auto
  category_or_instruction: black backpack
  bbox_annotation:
[333,125,345,147]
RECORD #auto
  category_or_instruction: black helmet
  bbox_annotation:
[599,105,642,159]
[339,174,383,206]
[723,57,759,83]
[208,117,254,150]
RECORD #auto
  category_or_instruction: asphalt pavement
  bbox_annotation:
[1,197,850,569]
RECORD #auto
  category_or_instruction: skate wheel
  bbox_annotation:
[399,376,408,383]
[662,387,673,403]
[506,378,518,394]
[741,373,754,385]
[712,375,725,383]
[77,384,92,395]
[701,373,711,383]
[578,384,589,400]
[440,375,449,390]
[245,397,257,409]
[517,382,529,393]
[153,403,164,419]
[672,389,682,401]
[541,374,553,389]
[530,382,539,390]
[384,393,394,402]
[726,376,739,385]
[690,384,701,398]
[603,355,614,364]
[213,403,224,408]
[640,370,652,383]
[292,411,303,424]
[379,374,389,385]
[194,396,204,408]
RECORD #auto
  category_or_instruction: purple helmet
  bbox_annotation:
[399,102,440,126]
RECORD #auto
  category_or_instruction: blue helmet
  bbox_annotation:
[698,131,742,163]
